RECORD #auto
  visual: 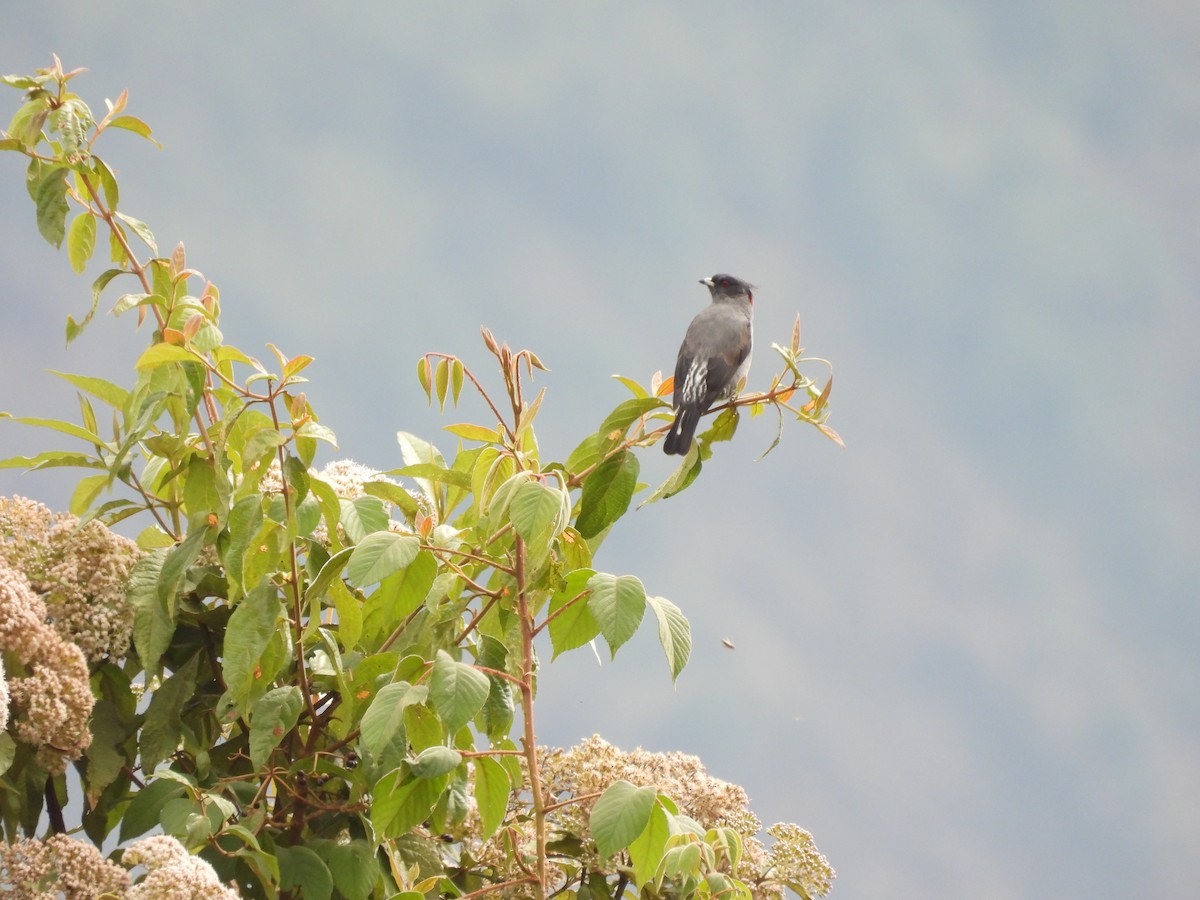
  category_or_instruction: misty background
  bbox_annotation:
[2,4,1197,898]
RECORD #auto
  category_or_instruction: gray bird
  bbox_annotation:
[663,274,754,456]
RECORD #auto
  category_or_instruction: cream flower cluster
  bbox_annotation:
[122,835,240,899]
[0,835,240,899]
[0,832,129,898]
[0,564,94,772]
[0,495,141,661]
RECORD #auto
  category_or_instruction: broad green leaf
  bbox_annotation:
[346,531,419,586]
[477,635,513,740]
[128,548,173,671]
[429,650,489,734]
[84,701,128,804]
[330,579,363,651]
[241,426,287,465]
[410,746,462,780]
[362,480,420,517]
[249,686,304,768]
[115,211,157,254]
[66,211,97,273]
[371,768,449,839]
[360,681,423,759]
[49,370,129,408]
[547,568,600,659]
[223,494,264,598]
[598,397,665,439]
[157,525,208,609]
[119,778,188,842]
[339,495,389,544]
[140,653,201,773]
[315,838,378,900]
[575,449,639,539]
[591,780,657,859]
[277,846,333,900]
[628,800,671,887]
[135,342,197,371]
[304,546,353,607]
[639,446,703,508]
[108,114,161,146]
[509,478,565,548]
[221,585,284,712]
[34,164,69,248]
[587,572,646,657]
[403,702,444,754]
[473,755,510,841]
[565,431,606,475]
[646,595,691,682]
[443,422,500,443]
[369,549,436,620]
[69,472,107,516]
[392,462,472,489]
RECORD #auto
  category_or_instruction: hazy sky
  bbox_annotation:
[2,4,1198,898]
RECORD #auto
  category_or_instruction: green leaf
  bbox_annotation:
[304,546,353,606]
[135,342,197,371]
[477,635,514,740]
[587,573,646,657]
[346,531,420,587]
[66,212,97,273]
[362,480,420,517]
[0,450,99,471]
[157,525,208,610]
[369,549,436,620]
[443,422,500,443]
[509,478,566,548]
[34,164,69,248]
[410,746,462,780]
[639,446,703,508]
[314,838,378,900]
[120,777,188,842]
[128,548,174,671]
[242,426,288,465]
[107,114,161,147]
[140,653,201,773]
[223,494,264,598]
[429,649,490,734]
[249,686,304,768]
[599,397,666,438]
[339,495,389,544]
[403,702,444,754]
[591,780,657,859]
[221,585,284,713]
[115,210,157,254]
[576,449,639,539]
[473,755,511,841]
[359,681,425,759]
[69,472,107,516]
[49,370,129,408]
[646,595,691,682]
[548,568,600,659]
[277,846,333,900]
[392,462,472,489]
[628,800,671,887]
[1,414,105,446]
[371,768,449,839]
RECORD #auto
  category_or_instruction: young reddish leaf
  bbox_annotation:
[818,423,845,447]
[170,241,186,278]
[656,375,675,398]
[791,313,802,353]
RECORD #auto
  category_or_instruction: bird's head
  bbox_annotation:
[700,273,754,304]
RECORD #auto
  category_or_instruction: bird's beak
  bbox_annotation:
[699,277,714,287]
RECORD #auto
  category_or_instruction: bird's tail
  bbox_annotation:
[663,407,700,456]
